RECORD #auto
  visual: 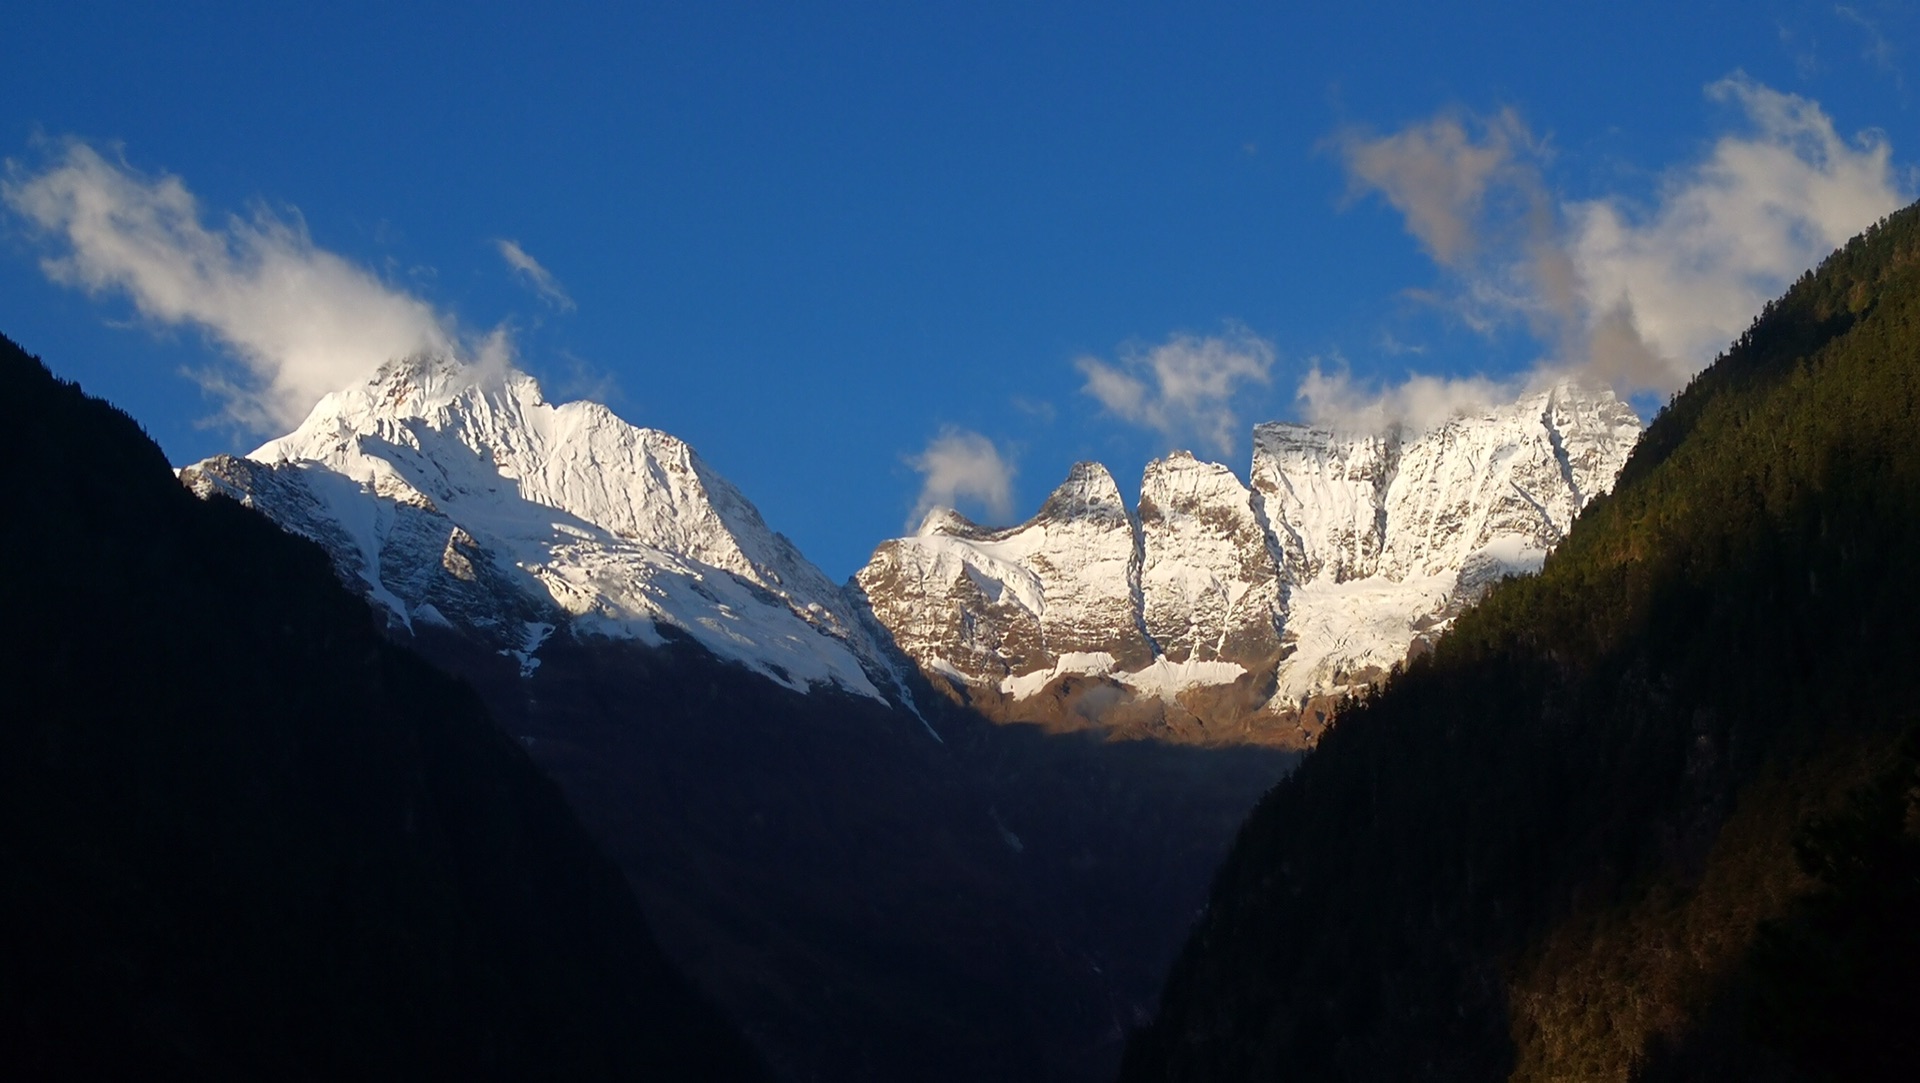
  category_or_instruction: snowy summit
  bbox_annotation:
[182,354,898,699]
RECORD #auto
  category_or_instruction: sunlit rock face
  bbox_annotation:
[858,379,1643,747]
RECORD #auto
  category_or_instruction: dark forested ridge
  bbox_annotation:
[1124,202,1920,1082]
[0,334,763,1080]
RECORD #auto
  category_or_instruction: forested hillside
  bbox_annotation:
[1124,202,1920,1081]
[0,334,763,1080]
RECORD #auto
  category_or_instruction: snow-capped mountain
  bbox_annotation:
[181,354,898,700]
[856,379,1643,745]
[183,355,1639,748]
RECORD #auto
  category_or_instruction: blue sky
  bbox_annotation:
[3,2,1913,578]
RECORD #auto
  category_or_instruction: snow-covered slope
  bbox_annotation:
[857,379,1642,744]
[183,354,893,699]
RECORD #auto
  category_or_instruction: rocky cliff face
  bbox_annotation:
[857,380,1643,746]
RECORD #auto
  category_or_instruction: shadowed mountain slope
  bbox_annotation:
[1124,203,1920,1081]
[403,614,1292,1081]
[0,333,763,1081]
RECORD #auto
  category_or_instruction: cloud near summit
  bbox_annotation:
[3,141,454,432]
[1568,75,1904,389]
[908,427,1016,527]
[496,238,575,311]
[1337,74,1907,401]
[1076,328,1275,456]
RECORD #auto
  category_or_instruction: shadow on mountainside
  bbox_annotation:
[408,624,1294,1082]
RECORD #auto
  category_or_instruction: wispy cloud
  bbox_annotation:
[1075,326,1274,456]
[1010,395,1057,424]
[908,427,1015,527]
[3,140,453,431]
[1334,106,1576,343]
[1377,331,1427,357]
[1835,5,1904,89]
[496,237,576,311]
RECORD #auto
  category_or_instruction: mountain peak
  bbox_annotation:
[369,349,466,390]
[1036,460,1129,524]
[1141,450,1240,493]
[859,381,1643,745]
[915,505,982,538]
[188,361,895,702]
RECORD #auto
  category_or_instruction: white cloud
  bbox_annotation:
[1567,74,1904,387]
[1075,327,1274,455]
[3,141,453,431]
[1377,331,1427,357]
[1336,75,1907,413]
[908,427,1015,526]
[1010,395,1057,424]
[1295,362,1516,435]
[496,238,575,311]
